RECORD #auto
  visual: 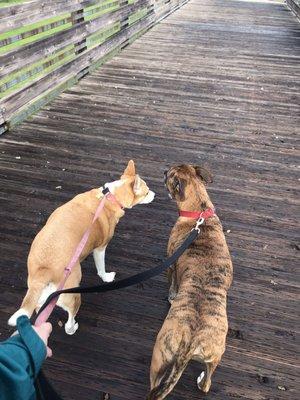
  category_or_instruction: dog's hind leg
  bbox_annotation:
[93,246,116,282]
[57,263,82,335]
[147,358,188,400]
[147,330,191,400]
[197,357,220,393]
[58,292,81,335]
[8,270,51,326]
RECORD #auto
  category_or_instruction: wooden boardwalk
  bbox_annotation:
[0,0,299,399]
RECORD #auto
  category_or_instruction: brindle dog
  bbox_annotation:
[147,165,233,399]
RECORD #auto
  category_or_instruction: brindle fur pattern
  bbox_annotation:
[148,165,233,399]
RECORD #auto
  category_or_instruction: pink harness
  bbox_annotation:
[35,189,123,326]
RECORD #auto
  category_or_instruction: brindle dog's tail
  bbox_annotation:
[147,357,188,400]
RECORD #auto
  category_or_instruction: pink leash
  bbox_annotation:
[35,190,122,326]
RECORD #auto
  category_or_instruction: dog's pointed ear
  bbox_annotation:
[133,175,142,195]
[122,160,135,178]
[194,166,213,184]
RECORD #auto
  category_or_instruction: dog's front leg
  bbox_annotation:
[93,246,116,282]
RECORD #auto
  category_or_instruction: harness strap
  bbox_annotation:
[35,188,123,327]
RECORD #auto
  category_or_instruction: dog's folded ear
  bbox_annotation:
[194,166,213,184]
[173,176,186,201]
[122,160,136,178]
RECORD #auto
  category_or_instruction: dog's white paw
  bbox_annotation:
[102,272,116,283]
[197,371,205,389]
[8,309,29,327]
[65,322,79,335]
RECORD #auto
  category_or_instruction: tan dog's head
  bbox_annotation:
[164,164,213,205]
[105,160,155,208]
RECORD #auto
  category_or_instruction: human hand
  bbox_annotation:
[33,322,53,358]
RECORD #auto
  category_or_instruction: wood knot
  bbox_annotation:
[256,374,270,385]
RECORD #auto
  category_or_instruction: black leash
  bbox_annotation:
[35,225,200,400]
[36,227,199,317]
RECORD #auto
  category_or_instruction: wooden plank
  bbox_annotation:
[0,0,149,79]
[7,45,122,130]
[0,44,76,100]
[0,0,30,8]
[0,12,73,55]
[2,11,156,120]
[0,1,121,54]
[0,0,186,131]
[0,1,116,30]
[286,0,300,19]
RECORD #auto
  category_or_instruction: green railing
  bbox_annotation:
[0,0,189,134]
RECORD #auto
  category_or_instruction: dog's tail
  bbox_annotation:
[8,279,47,326]
[147,356,189,400]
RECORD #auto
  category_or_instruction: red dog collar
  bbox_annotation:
[179,207,216,220]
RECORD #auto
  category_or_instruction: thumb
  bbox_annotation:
[46,346,53,358]
[33,322,53,347]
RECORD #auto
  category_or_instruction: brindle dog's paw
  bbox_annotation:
[197,371,211,393]
[197,371,205,389]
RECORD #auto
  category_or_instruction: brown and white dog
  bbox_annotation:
[8,160,155,334]
[147,164,233,399]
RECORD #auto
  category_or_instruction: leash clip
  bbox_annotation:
[102,187,110,195]
[195,217,204,233]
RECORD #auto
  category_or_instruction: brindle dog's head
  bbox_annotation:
[164,164,213,203]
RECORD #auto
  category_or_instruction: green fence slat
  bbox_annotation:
[84,0,120,22]
[0,0,29,7]
[0,13,72,54]
[0,44,76,99]
[1,0,189,134]
[86,22,121,48]
[128,7,149,25]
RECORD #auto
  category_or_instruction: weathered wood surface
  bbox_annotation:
[0,0,188,134]
[0,0,149,79]
[286,0,300,18]
[0,0,299,399]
